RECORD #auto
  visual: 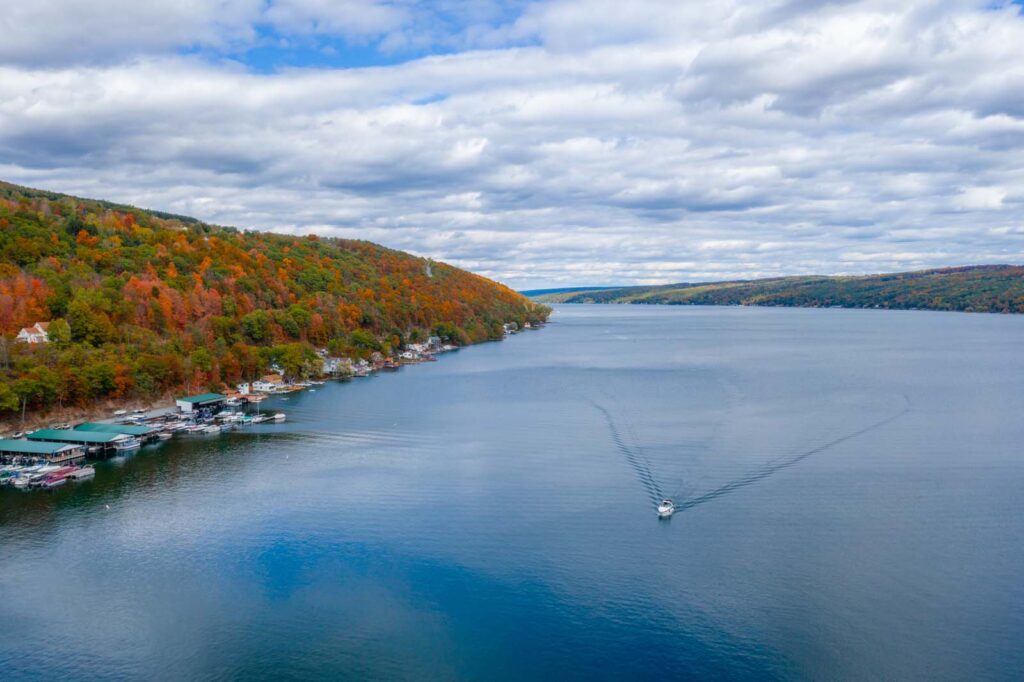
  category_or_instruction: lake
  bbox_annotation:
[2,305,1023,680]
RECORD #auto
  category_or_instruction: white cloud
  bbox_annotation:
[1,1,1024,288]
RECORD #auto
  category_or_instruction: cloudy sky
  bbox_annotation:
[2,1,1023,289]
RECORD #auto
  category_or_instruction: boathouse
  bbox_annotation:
[26,429,129,454]
[76,422,158,442]
[0,439,84,464]
[176,392,226,413]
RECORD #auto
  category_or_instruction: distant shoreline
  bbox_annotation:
[531,265,1024,314]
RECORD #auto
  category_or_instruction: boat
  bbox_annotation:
[113,409,127,417]
[202,424,221,434]
[68,466,96,480]
[39,466,78,489]
[272,413,286,422]
[115,437,141,451]
[657,499,675,519]
[40,474,68,489]
[156,432,174,441]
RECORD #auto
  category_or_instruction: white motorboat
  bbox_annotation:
[272,413,286,422]
[68,466,96,480]
[157,432,174,441]
[115,437,141,451]
[657,499,675,519]
[203,424,221,434]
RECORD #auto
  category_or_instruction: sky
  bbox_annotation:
[1,1,1023,289]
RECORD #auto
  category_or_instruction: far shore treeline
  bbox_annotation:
[0,182,550,421]
[532,266,1024,313]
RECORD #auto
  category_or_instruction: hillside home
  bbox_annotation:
[16,322,50,344]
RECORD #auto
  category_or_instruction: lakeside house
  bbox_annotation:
[322,356,349,375]
[16,322,50,344]
[252,374,284,393]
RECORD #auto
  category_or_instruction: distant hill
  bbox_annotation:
[533,266,1024,313]
[0,181,549,419]
[519,286,624,297]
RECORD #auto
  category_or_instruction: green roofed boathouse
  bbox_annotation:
[76,422,157,441]
[176,393,226,413]
[26,429,133,456]
[0,438,85,464]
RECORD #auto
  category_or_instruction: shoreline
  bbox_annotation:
[0,325,547,438]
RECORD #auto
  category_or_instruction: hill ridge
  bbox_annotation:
[532,265,1024,313]
[0,181,549,421]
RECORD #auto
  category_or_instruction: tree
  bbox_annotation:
[241,310,271,343]
[47,318,71,348]
[68,297,114,345]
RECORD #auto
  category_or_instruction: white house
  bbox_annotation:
[16,322,50,344]
[251,380,278,393]
[322,357,349,375]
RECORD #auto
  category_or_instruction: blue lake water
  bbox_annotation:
[2,305,1023,680]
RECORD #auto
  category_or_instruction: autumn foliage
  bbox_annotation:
[0,182,549,417]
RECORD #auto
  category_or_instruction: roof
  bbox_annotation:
[176,392,226,404]
[27,429,123,444]
[76,422,156,436]
[0,439,79,455]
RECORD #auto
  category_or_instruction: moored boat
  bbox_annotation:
[38,466,77,489]
[68,466,96,480]
[272,413,286,422]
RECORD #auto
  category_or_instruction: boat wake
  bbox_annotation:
[589,400,664,505]
[592,396,909,514]
[676,403,909,511]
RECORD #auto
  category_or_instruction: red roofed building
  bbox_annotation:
[16,322,50,344]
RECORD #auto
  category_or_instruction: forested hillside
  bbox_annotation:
[0,182,549,418]
[534,266,1024,312]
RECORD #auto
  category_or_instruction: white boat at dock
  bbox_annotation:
[272,413,286,422]
[68,466,95,480]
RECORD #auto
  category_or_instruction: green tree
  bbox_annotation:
[241,310,271,343]
[47,318,71,348]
